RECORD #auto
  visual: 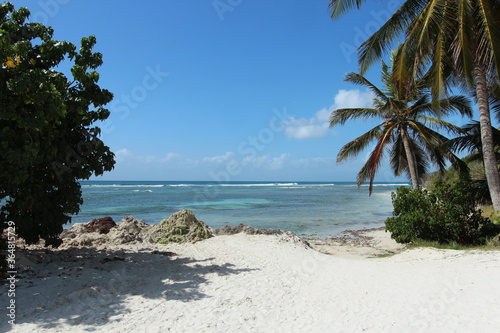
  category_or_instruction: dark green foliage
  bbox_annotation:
[385,183,500,245]
[0,2,114,246]
[424,120,500,205]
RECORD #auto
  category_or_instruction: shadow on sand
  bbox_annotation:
[2,246,256,331]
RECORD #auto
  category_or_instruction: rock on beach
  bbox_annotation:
[59,210,213,247]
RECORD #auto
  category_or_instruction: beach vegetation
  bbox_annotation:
[328,0,500,211]
[372,253,397,259]
[0,3,115,247]
[425,119,500,205]
[385,182,500,245]
[330,48,471,194]
[407,239,500,251]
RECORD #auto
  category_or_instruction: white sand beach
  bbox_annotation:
[3,230,500,333]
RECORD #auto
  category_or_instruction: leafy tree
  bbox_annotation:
[330,49,471,194]
[328,0,500,211]
[0,2,115,246]
[385,183,500,245]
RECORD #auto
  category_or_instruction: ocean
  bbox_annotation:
[73,181,409,238]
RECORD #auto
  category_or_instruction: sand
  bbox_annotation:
[2,230,500,332]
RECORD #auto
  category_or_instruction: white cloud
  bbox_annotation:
[112,149,293,177]
[295,157,336,168]
[284,108,330,139]
[269,153,289,170]
[240,154,289,170]
[283,89,374,140]
[115,148,133,162]
[241,155,269,168]
[115,149,185,165]
[201,152,234,163]
[333,89,374,109]
[161,152,183,163]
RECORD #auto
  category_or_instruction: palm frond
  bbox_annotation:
[412,116,465,135]
[411,95,473,119]
[329,0,367,20]
[407,95,430,116]
[336,124,384,162]
[446,121,483,154]
[356,127,393,194]
[443,95,474,118]
[409,119,453,146]
[380,58,398,98]
[373,98,386,110]
[407,0,443,50]
[491,84,500,122]
[413,0,453,100]
[329,108,383,127]
[390,134,407,177]
[475,0,500,81]
[408,140,430,181]
[343,72,386,101]
[395,1,458,98]
[407,121,453,173]
[392,40,414,90]
[454,0,474,83]
[391,134,430,182]
[444,150,470,178]
[447,121,500,154]
[492,100,500,123]
[408,121,468,177]
[427,24,448,103]
[358,0,427,74]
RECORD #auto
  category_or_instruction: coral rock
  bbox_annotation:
[213,223,310,249]
[144,210,212,244]
[108,216,150,244]
[59,223,109,247]
[83,217,116,234]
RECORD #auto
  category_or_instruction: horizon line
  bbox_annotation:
[82,179,410,184]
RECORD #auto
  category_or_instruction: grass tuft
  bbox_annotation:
[408,238,500,251]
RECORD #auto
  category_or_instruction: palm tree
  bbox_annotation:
[448,122,500,160]
[328,0,500,210]
[330,53,472,194]
[441,121,500,204]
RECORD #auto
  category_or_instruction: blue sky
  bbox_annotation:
[15,0,473,181]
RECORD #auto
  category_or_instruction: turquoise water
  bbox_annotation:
[74,181,409,237]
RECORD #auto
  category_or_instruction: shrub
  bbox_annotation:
[1,4,115,246]
[385,182,500,245]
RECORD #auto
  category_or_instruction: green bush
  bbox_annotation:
[385,182,500,245]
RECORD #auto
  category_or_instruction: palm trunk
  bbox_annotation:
[474,62,500,211]
[401,127,419,189]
